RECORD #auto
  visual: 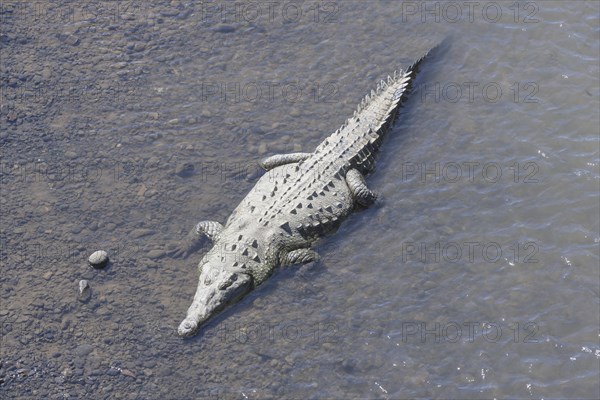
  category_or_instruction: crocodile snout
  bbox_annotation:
[178,268,252,337]
[178,319,200,337]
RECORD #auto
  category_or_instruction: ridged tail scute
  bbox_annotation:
[355,42,441,132]
[314,43,441,172]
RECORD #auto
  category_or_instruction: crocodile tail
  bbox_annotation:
[370,41,444,135]
[314,41,445,169]
[402,38,447,90]
[355,39,445,130]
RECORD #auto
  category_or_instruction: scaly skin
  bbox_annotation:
[176,47,438,337]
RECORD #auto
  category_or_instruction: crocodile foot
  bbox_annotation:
[169,220,223,259]
[169,237,202,259]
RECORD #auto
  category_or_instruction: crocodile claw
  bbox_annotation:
[168,238,201,259]
[169,221,223,259]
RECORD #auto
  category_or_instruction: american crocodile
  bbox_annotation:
[175,47,438,337]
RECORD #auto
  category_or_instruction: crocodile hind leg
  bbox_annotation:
[259,153,312,171]
[282,248,320,266]
[346,169,378,207]
[169,221,223,259]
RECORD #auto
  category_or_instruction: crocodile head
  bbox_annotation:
[178,262,253,337]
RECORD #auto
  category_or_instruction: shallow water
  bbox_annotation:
[1,1,599,399]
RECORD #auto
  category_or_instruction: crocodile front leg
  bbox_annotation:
[169,220,223,259]
[259,152,312,171]
[193,221,223,240]
[346,169,377,207]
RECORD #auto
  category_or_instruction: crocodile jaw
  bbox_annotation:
[178,269,253,337]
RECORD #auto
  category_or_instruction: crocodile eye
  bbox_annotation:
[218,273,237,290]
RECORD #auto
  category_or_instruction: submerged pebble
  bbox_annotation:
[175,162,195,177]
[88,250,109,269]
[213,24,236,33]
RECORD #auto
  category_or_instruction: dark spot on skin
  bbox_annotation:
[280,222,292,235]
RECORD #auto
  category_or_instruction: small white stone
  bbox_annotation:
[78,280,91,302]
[88,250,109,268]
